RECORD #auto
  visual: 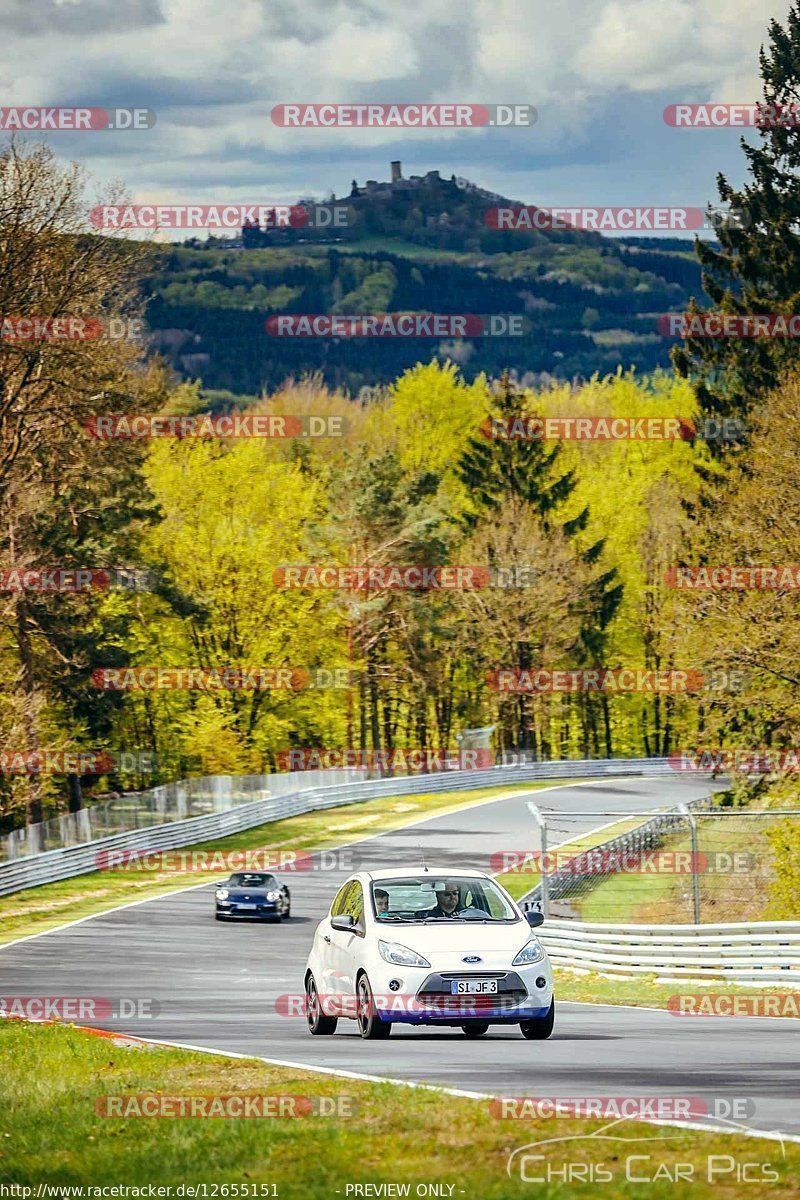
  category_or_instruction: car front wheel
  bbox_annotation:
[356,974,392,1039]
[462,1022,489,1037]
[306,974,337,1036]
[520,999,555,1040]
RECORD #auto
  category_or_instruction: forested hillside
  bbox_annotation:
[144,225,701,393]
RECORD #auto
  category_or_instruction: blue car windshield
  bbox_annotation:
[227,873,276,888]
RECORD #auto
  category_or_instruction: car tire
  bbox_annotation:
[461,1022,490,1037]
[520,999,555,1040]
[356,974,392,1039]
[214,913,225,921]
[306,974,337,1036]
[281,901,291,921]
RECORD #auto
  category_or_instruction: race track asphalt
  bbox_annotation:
[2,775,797,1140]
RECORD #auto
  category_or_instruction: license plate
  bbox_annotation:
[237,903,257,910]
[450,979,498,995]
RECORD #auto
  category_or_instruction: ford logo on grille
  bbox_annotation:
[462,955,482,963]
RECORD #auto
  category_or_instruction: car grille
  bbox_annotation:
[416,971,528,1009]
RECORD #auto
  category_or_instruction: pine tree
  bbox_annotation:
[455,372,576,523]
[673,5,800,422]
[456,373,623,757]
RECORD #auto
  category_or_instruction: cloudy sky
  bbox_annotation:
[0,0,792,231]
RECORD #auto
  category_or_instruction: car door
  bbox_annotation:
[333,880,366,1000]
[319,882,354,1008]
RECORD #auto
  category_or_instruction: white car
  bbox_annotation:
[304,867,554,1040]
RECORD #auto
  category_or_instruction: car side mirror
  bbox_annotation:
[331,914,356,931]
[526,910,544,927]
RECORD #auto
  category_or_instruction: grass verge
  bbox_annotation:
[496,815,650,900]
[1,1021,797,1197]
[554,969,800,1017]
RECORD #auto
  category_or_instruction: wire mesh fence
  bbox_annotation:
[0,768,369,860]
[516,804,800,924]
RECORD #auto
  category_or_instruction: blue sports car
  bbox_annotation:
[214,871,291,922]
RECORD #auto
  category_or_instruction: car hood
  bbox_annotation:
[377,920,535,964]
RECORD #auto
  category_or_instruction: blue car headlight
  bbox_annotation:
[216,889,229,900]
[512,939,545,966]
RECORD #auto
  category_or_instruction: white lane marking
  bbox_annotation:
[72,1028,800,1146]
[0,777,618,950]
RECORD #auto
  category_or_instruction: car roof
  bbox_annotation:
[361,866,492,881]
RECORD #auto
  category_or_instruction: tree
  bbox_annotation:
[0,139,164,833]
[673,5,800,423]
[455,373,622,756]
[673,369,800,748]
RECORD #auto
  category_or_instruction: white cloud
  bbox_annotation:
[0,0,791,205]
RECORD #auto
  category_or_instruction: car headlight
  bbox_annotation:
[512,938,545,966]
[378,940,431,968]
[266,890,281,901]
[215,889,229,900]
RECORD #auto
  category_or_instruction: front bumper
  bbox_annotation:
[372,965,553,1025]
[376,1001,552,1025]
[216,901,280,919]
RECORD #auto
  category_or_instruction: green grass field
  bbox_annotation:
[2,1021,797,1198]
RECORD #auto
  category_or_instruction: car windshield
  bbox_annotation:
[370,875,518,922]
[227,873,276,888]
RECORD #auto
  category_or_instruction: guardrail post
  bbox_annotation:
[527,802,549,917]
[679,804,700,923]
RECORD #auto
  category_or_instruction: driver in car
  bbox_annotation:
[428,880,463,918]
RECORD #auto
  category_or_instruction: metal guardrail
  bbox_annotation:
[0,757,673,896]
[534,918,800,986]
